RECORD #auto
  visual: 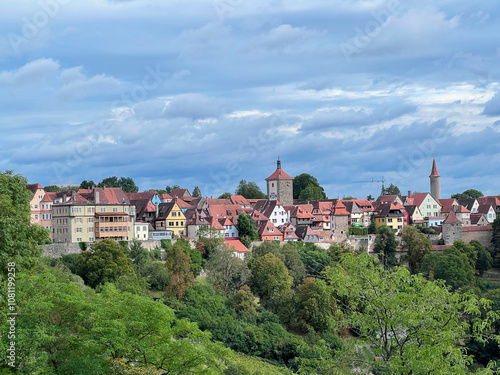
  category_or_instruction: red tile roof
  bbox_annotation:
[127,191,157,200]
[430,158,439,176]
[438,199,458,213]
[461,225,492,232]
[225,239,250,253]
[455,205,470,213]
[41,192,57,202]
[332,200,349,216]
[265,167,293,181]
[27,183,43,194]
[443,211,461,224]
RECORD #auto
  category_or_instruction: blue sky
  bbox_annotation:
[1,0,500,199]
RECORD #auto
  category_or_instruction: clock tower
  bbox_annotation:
[265,158,294,206]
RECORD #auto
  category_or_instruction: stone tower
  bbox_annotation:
[429,158,441,200]
[442,211,462,245]
[265,158,294,207]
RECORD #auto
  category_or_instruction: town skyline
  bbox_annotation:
[1,1,499,201]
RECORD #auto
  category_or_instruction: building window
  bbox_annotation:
[34,214,39,220]
[172,212,176,217]
[34,204,39,209]
[113,208,118,213]
[101,207,106,212]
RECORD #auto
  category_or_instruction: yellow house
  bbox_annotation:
[155,202,187,237]
[374,203,405,234]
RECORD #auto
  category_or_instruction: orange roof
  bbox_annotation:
[438,198,457,213]
[443,211,461,224]
[332,200,349,216]
[455,205,470,213]
[265,168,293,181]
[462,225,492,232]
[225,239,249,253]
[430,158,439,176]
[41,192,57,202]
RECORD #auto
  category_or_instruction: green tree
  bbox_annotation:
[218,192,231,199]
[469,240,493,275]
[250,253,292,310]
[232,285,259,320]
[236,213,259,248]
[342,195,356,200]
[0,171,50,272]
[281,242,306,287]
[79,179,96,189]
[451,189,484,200]
[294,277,337,333]
[298,184,325,201]
[75,239,133,288]
[98,176,139,193]
[293,173,327,200]
[251,240,282,260]
[367,220,377,234]
[165,185,181,194]
[400,225,432,274]
[205,245,250,296]
[420,246,475,290]
[165,242,194,299]
[235,180,266,199]
[326,253,498,374]
[43,185,61,192]
[381,183,401,196]
[192,186,202,198]
[373,225,397,270]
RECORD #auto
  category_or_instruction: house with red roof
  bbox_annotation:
[219,217,239,239]
[437,198,459,216]
[407,192,441,218]
[374,202,405,234]
[230,195,252,210]
[253,199,289,227]
[225,239,250,260]
[470,213,490,226]
[477,204,497,223]
[289,204,315,227]
[257,220,283,241]
[27,183,45,225]
[279,223,300,241]
[454,205,471,226]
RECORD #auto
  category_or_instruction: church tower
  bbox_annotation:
[265,158,294,206]
[429,158,441,200]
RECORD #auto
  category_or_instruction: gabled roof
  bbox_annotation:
[412,193,439,208]
[404,205,419,216]
[170,189,191,198]
[225,239,249,253]
[27,183,43,194]
[175,198,194,209]
[127,191,157,200]
[443,211,461,224]
[156,202,183,220]
[79,187,130,204]
[477,196,500,209]
[295,225,317,239]
[160,193,173,200]
[205,198,232,206]
[291,204,315,219]
[208,204,245,220]
[457,198,478,210]
[257,220,282,237]
[41,192,57,202]
[455,205,470,214]
[131,198,155,219]
[430,158,439,176]
[254,199,283,218]
[470,213,488,225]
[478,205,494,214]
[207,216,224,230]
[280,225,299,240]
[230,195,251,207]
[438,198,458,213]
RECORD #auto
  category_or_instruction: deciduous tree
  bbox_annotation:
[165,242,194,299]
[235,180,266,199]
[400,225,431,274]
[373,225,397,270]
[293,173,327,200]
[236,213,259,248]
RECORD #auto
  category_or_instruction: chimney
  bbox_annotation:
[155,202,159,219]
[95,190,99,204]
[408,190,412,197]
[72,191,76,201]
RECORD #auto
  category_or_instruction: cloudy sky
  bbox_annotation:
[1,0,500,199]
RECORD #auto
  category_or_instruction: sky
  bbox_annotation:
[1,0,500,199]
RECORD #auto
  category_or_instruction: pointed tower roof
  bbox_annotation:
[332,200,349,216]
[443,211,461,224]
[265,158,293,181]
[430,159,439,177]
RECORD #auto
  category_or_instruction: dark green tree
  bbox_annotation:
[367,220,377,234]
[298,184,325,201]
[451,189,484,200]
[235,180,266,199]
[469,240,492,275]
[192,186,202,198]
[97,176,139,192]
[75,239,133,288]
[281,242,306,287]
[236,213,259,248]
[43,185,61,192]
[373,225,397,270]
[97,176,119,187]
[165,242,194,299]
[79,180,96,189]
[0,171,50,272]
[218,192,231,199]
[249,253,292,310]
[400,225,432,274]
[381,183,401,196]
[293,173,327,200]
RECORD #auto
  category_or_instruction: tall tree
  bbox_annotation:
[373,225,397,270]
[293,173,327,200]
[43,185,61,192]
[236,213,259,248]
[249,253,292,310]
[165,185,181,194]
[381,183,401,196]
[79,180,96,189]
[281,242,306,287]
[492,217,500,267]
[451,189,484,200]
[75,239,133,288]
[235,180,266,199]
[165,242,194,299]
[326,253,497,374]
[97,176,139,192]
[192,186,202,198]
[205,244,250,296]
[0,171,50,271]
[400,225,432,274]
[298,184,325,201]
[218,192,231,199]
